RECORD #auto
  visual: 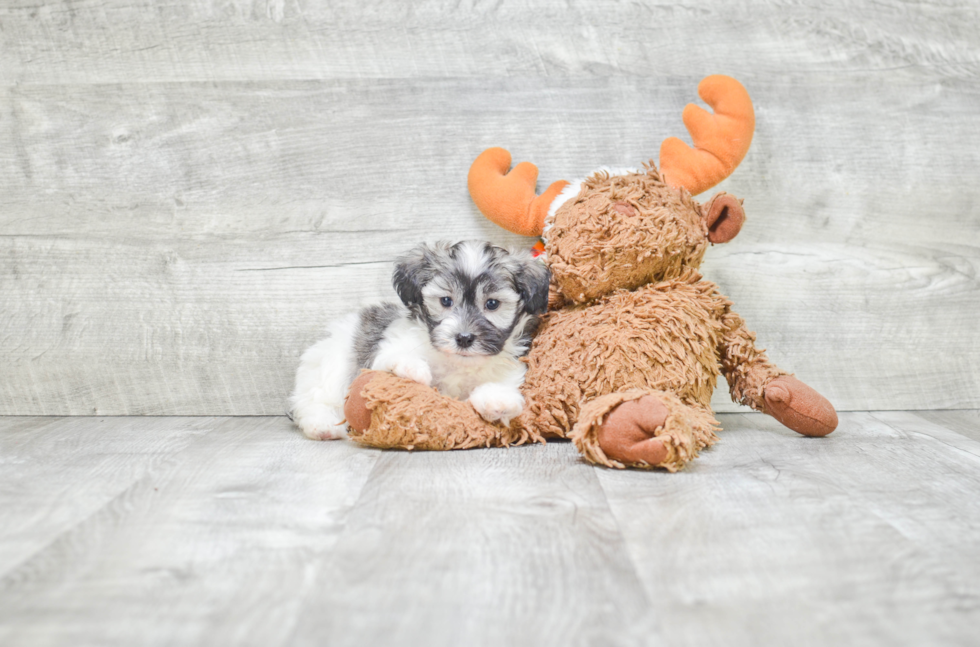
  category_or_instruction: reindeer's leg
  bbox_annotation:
[343,371,542,451]
[719,311,837,437]
[570,390,719,472]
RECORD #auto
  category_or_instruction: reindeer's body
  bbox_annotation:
[522,277,731,436]
[517,277,731,468]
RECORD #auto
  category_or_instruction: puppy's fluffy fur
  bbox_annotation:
[290,241,550,440]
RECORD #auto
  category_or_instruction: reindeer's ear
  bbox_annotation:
[702,192,745,244]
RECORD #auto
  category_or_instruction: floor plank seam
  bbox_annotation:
[868,412,980,461]
[587,464,657,614]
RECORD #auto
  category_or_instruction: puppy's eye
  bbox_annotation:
[440,297,453,308]
[485,299,500,311]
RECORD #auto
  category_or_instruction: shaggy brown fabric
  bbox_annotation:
[719,310,787,412]
[516,271,731,438]
[547,166,708,306]
[346,370,542,451]
[570,390,719,472]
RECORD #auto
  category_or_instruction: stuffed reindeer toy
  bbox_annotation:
[343,75,838,471]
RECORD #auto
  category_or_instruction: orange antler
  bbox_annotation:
[467,148,569,237]
[659,75,755,196]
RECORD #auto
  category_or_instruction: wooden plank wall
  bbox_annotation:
[1,0,978,415]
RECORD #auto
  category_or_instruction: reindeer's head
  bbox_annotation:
[467,75,754,306]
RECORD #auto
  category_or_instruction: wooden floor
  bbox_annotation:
[1,412,978,646]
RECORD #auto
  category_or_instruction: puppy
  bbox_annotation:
[290,240,550,440]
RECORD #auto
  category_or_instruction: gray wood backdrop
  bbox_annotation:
[1,0,978,416]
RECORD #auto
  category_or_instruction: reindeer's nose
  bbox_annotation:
[612,201,636,217]
[455,332,476,349]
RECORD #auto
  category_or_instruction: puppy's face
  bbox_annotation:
[392,241,550,357]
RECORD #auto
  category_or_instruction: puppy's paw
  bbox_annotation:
[295,407,348,441]
[392,357,432,386]
[469,383,525,426]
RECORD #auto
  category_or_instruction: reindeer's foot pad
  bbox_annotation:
[597,396,671,466]
[343,370,543,451]
[764,375,838,437]
[343,371,376,434]
[570,390,719,472]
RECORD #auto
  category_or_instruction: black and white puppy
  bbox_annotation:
[290,241,550,440]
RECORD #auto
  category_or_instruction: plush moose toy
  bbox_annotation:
[344,75,838,471]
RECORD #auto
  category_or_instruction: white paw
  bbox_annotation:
[469,383,525,426]
[392,357,432,386]
[295,407,348,441]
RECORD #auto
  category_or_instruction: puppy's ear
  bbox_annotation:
[392,243,433,309]
[514,256,551,315]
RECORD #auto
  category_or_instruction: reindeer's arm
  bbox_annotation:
[718,309,784,411]
[718,308,838,436]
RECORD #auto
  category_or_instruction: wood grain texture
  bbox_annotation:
[915,409,980,443]
[0,416,216,575]
[290,443,660,647]
[1,0,978,83]
[0,416,381,646]
[1,412,979,645]
[595,411,980,647]
[1,1,979,414]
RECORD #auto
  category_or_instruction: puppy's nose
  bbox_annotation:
[455,332,476,349]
